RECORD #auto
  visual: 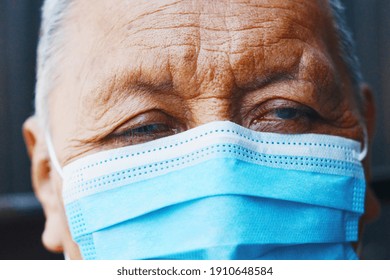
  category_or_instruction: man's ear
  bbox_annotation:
[22,116,66,253]
[361,84,375,144]
[360,84,380,224]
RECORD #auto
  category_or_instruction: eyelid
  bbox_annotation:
[249,99,319,120]
[244,98,323,134]
[112,123,169,136]
[108,110,171,133]
[103,109,184,146]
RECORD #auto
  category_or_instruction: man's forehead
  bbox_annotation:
[66,0,329,55]
[58,0,335,109]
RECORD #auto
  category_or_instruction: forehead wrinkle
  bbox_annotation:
[123,0,186,24]
[95,74,173,106]
[67,0,339,121]
[82,70,174,120]
[120,0,322,44]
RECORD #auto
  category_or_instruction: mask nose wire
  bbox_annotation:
[45,131,64,178]
[358,126,368,162]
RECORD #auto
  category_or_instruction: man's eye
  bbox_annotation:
[107,123,180,146]
[274,108,300,120]
[260,106,316,122]
[249,101,320,133]
[130,123,172,135]
[117,123,176,138]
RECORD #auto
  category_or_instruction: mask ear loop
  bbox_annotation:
[358,126,368,162]
[45,131,64,178]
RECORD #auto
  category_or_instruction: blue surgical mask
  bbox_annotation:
[46,121,367,260]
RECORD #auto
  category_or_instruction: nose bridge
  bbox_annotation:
[181,48,238,127]
[187,96,233,128]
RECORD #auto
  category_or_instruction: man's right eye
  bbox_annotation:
[108,123,180,145]
[126,123,173,136]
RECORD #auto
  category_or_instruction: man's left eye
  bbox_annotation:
[274,108,300,120]
[260,106,316,122]
[248,100,320,133]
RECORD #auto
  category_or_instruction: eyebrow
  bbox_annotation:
[90,72,175,108]
[237,71,298,92]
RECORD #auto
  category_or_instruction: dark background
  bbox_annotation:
[0,0,389,259]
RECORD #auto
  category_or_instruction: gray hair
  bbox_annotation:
[34,0,364,129]
[35,0,70,129]
[329,0,363,86]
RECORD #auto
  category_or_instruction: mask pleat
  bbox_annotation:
[60,121,366,260]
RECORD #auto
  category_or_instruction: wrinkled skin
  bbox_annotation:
[23,0,379,259]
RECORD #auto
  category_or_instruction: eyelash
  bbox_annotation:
[247,100,321,134]
[266,107,318,121]
[117,123,174,136]
[107,123,179,146]
[248,98,319,121]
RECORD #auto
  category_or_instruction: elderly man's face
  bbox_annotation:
[24,0,378,259]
